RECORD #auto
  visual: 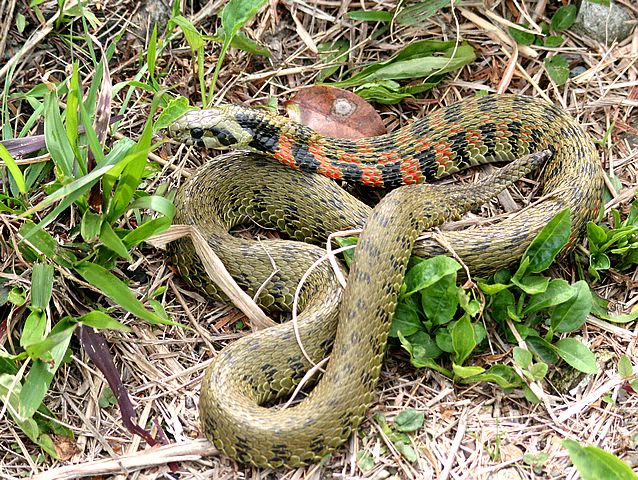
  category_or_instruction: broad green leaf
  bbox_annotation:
[404,256,461,295]
[73,262,176,326]
[523,278,573,314]
[617,355,633,380]
[331,40,475,89]
[99,222,131,261]
[452,363,485,378]
[20,310,46,348]
[0,143,27,193]
[519,209,571,275]
[461,364,522,389]
[544,55,570,86]
[588,225,607,254]
[394,442,418,462]
[477,281,511,295]
[563,439,638,480]
[230,31,270,56]
[317,40,350,81]
[171,16,205,51]
[394,409,424,432]
[529,362,548,381]
[81,210,103,242]
[513,347,532,369]
[221,0,268,38]
[526,335,560,364]
[550,281,592,333]
[390,303,422,337]
[77,310,131,332]
[44,90,75,179]
[554,338,598,374]
[30,262,54,310]
[451,315,476,365]
[155,96,194,131]
[512,274,550,295]
[543,35,564,47]
[422,274,459,325]
[490,288,515,323]
[509,25,536,45]
[551,5,577,32]
[407,331,442,360]
[20,318,75,419]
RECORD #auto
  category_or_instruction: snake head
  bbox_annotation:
[167,107,253,149]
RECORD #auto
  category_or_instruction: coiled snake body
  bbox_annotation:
[168,94,603,468]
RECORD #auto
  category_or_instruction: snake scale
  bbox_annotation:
[167,94,604,468]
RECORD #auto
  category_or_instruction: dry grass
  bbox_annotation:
[1,0,638,479]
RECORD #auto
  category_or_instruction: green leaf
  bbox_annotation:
[551,5,577,32]
[543,35,564,47]
[421,274,459,325]
[21,310,47,348]
[171,16,205,51]
[394,409,424,432]
[155,96,194,131]
[404,256,461,295]
[452,363,485,378]
[563,439,638,480]
[347,10,393,22]
[73,262,177,326]
[81,210,103,242]
[523,278,573,314]
[0,143,27,193]
[519,209,571,275]
[513,347,533,369]
[390,303,422,337]
[221,0,268,38]
[20,318,75,419]
[99,222,131,261]
[461,364,522,389]
[331,40,475,89]
[508,25,536,45]
[317,40,349,81]
[544,55,570,86]
[77,310,131,332]
[147,24,158,86]
[512,274,550,295]
[478,281,510,295]
[451,315,476,365]
[44,90,75,179]
[526,335,560,364]
[395,442,418,462]
[529,362,548,381]
[554,338,598,374]
[617,355,633,380]
[550,281,592,332]
[31,262,54,310]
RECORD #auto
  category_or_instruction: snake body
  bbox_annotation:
[168,94,603,468]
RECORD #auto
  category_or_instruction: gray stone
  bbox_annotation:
[573,0,636,45]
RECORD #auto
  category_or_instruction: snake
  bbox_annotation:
[166,94,604,468]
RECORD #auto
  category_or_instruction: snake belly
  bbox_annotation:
[168,94,604,468]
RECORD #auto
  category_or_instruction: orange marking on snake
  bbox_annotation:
[360,164,384,187]
[274,135,297,169]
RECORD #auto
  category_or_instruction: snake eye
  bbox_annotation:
[191,127,204,140]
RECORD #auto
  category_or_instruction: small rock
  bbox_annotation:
[573,0,636,45]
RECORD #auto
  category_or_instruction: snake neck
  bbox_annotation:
[224,94,568,189]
